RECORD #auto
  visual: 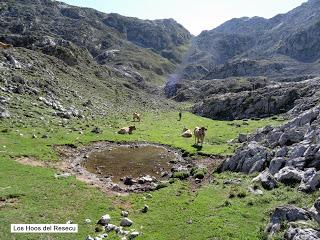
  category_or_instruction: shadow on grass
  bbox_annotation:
[192,144,203,151]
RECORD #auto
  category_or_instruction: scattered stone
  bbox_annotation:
[91,127,102,134]
[105,224,116,232]
[85,236,94,240]
[129,231,139,239]
[298,168,320,193]
[54,173,72,179]
[223,179,242,185]
[238,133,247,143]
[123,176,134,186]
[269,157,286,175]
[248,186,263,195]
[187,219,193,224]
[265,206,311,235]
[252,169,278,190]
[97,214,111,226]
[275,167,303,185]
[0,107,10,118]
[284,227,320,240]
[146,193,152,199]
[66,220,73,224]
[286,157,306,170]
[121,211,129,217]
[99,233,108,239]
[42,133,49,139]
[141,205,149,213]
[32,134,37,139]
[120,218,133,227]
[85,219,91,224]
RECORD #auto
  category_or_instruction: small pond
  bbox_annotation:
[82,144,178,182]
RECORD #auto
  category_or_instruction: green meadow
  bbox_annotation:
[1,111,315,240]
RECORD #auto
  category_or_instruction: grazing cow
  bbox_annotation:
[0,42,13,49]
[118,126,136,135]
[194,127,207,146]
[181,127,192,138]
[133,112,141,122]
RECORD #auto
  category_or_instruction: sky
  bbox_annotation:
[59,0,308,35]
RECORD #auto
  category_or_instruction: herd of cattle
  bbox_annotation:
[0,41,208,147]
[117,113,207,146]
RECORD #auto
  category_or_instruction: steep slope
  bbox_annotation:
[0,0,192,122]
[182,0,320,80]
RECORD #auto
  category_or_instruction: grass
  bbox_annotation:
[0,111,283,160]
[1,110,310,240]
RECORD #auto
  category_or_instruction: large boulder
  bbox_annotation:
[120,218,133,227]
[284,227,320,240]
[219,142,271,173]
[275,167,303,185]
[97,214,111,226]
[279,129,305,146]
[269,157,286,175]
[309,198,320,224]
[252,169,278,190]
[286,157,307,170]
[298,168,320,193]
[265,206,311,234]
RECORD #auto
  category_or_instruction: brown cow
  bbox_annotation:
[194,127,207,146]
[118,126,136,135]
[0,42,13,49]
[133,112,141,122]
[181,127,193,138]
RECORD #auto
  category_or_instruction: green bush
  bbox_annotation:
[172,171,190,180]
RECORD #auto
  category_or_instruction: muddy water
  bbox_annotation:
[82,145,177,181]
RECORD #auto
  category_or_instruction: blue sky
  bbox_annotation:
[59,0,308,35]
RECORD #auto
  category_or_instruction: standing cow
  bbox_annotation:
[133,112,141,122]
[0,42,13,49]
[194,127,207,146]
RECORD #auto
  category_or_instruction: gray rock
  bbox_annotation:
[54,173,72,179]
[42,133,49,139]
[279,130,304,146]
[219,142,271,173]
[121,211,129,217]
[123,176,134,186]
[99,233,108,239]
[129,231,139,239]
[223,178,242,185]
[298,168,320,192]
[97,214,111,226]
[91,127,102,134]
[289,145,308,158]
[105,223,116,232]
[238,133,247,143]
[0,107,10,118]
[267,131,283,147]
[286,157,306,170]
[265,206,311,234]
[269,157,286,175]
[84,219,91,224]
[120,218,133,227]
[252,169,278,190]
[284,227,320,240]
[141,204,149,213]
[275,167,303,185]
[85,236,94,240]
[248,186,263,195]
